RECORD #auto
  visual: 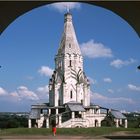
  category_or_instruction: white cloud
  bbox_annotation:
[10,92,19,97]
[128,84,140,92]
[91,92,134,104]
[10,86,39,101]
[110,58,136,68]
[80,40,113,58]
[37,85,49,100]
[17,86,28,91]
[0,87,7,96]
[37,85,49,93]
[108,89,114,93]
[49,2,81,13]
[87,77,97,85]
[38,66,53,77]
[103,78,112,83]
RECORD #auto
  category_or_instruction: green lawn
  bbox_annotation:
[0,127,140,136]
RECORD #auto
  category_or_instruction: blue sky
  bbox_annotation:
[0,2,140,112]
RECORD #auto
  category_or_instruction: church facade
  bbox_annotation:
[28,12,127,128]
[49,12,90,108]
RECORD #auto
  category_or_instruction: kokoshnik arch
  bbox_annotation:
[0,1,140,37]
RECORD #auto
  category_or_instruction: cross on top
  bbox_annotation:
[65,4,70,13]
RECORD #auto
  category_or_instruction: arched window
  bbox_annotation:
[70,91,72,99]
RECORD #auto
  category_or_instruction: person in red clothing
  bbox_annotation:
[51,120,57,136]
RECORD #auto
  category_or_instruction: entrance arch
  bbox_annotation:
[0,2,140,37]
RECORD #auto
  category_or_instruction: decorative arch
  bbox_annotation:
[73,123,84,128]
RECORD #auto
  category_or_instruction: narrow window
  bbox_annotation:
[70,91,72,99]
[69,60,72,67]
[81,100,83,104]
[58,62,61,68]
[58,99,61,106]
[40,109,43,114]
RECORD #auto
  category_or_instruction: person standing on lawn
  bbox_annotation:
[51,120,57,136]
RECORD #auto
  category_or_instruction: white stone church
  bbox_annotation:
[28,12,127,128]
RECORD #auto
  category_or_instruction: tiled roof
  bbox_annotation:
[68,104,85,112]
[111,110,126,119]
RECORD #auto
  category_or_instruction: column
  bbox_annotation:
[125,119,128,128]
[46,117,49,128]
[98,120,101,127]
[28,119,31,128]
[56,108,58,114]
[72,112,75,119]
[116,119,119,128]
[120,119,122,125]
[98,109,101,114]
[58,114,62,128]
[56,108,58,124]
[48,109,51,115]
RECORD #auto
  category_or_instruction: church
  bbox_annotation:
[28,12,128,128]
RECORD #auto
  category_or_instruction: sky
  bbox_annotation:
[0,2,140,112]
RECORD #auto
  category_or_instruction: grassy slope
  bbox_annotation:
[0,127,140,136]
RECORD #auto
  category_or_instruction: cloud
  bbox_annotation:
[110,58,136,68]
[103,78,112,83]
[10,86,39,101]
[91,92,134,105]
[37,85,49,100]
[38,66,53,77]
[10,92,19,97]
[87,77,97,85]
[37,85,49,94]
[80,40,113,58]
[49,2,81,13]
[107,89,114,93]
[0,87,7,96]
[128,84,140,92]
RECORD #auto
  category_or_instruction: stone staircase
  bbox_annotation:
[61,118,87,128]
[37,114,45,128]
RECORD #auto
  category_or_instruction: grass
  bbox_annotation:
[0,127,140,136]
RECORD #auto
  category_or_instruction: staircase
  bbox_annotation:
[61,118,87,128]
[37,114,44,128]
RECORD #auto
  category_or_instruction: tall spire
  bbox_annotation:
[58,12,81,55]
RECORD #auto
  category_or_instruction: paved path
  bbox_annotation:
[0,135,109,140]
